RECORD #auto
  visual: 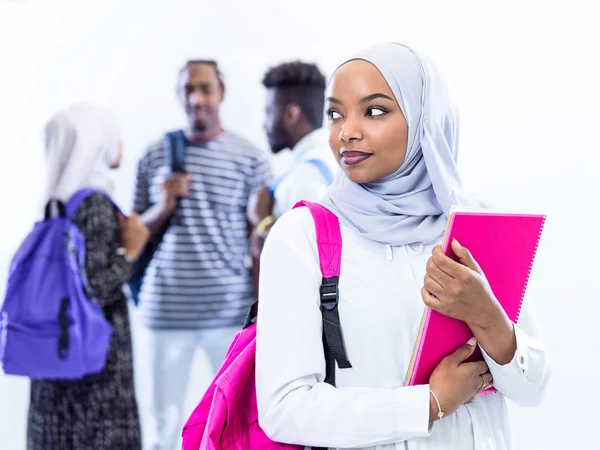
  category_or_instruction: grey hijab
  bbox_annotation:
[321,43,482,246]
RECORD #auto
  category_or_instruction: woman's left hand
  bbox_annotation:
[421,239,504,329]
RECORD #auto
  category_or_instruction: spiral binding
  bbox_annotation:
[516,215,546,323]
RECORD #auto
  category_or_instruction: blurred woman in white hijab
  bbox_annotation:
[255,44,550,450]
[28,104,149,450]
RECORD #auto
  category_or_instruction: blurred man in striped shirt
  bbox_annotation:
[133,60,271,450]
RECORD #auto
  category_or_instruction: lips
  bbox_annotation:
[341,150,373,166]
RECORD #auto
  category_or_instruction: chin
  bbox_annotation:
[270,146,287,155]
[269,141,287,154]
[340,164,369,184]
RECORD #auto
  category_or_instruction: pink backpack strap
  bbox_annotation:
[293,201,351,390]
[293,201,341,278]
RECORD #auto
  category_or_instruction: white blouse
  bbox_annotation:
[256,207,550,450]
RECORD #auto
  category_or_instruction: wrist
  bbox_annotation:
[116,247,135,263]
[429,388,444,422]
[470,303,507,332]
[159,196,176,214]
[472,317,516,365]
[257,215,275,238]
[252,209,273,227]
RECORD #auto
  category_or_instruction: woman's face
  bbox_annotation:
[326,59,408,184]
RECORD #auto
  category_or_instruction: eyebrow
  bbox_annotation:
[326,93,395,105]
[360,93,395,103]
[184,82,214,89]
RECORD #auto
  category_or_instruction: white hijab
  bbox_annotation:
[44,104,121,203]
[321,43,483,246]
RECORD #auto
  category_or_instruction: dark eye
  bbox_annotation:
[327,110,342,120]
[366,107,388,117]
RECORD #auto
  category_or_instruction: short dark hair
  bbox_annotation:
[262,61,326,127]
[179,59,225,89]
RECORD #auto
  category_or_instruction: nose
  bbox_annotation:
[188,89,206,108]
[263,114,274,135]
[339,113,363,143]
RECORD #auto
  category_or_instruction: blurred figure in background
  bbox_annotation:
[248,61,336,253]
[133,60,271,450]
[28,104,148,450]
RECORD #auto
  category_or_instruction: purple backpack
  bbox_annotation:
[0,189,114,379]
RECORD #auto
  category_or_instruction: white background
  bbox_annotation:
[1,0,598,449]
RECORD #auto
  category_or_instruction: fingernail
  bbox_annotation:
[453,238,462,249]
[467,337,477,346]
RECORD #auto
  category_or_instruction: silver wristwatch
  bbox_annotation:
[116,247,133,263]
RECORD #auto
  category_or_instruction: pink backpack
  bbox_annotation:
[181,201,352,450]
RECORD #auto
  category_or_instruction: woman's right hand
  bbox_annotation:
[118,213,150,261]
[428,338,492,421]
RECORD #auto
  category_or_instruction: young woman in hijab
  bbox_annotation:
[255,43,550,449]
[27,104,149,450]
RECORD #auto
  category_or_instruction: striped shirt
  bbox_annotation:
[133,131,272,329]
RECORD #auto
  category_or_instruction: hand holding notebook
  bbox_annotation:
[406,210,546,396]
[422,239,511,332]
[427,336,493,420]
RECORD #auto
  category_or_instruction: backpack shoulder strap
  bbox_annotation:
[294,201,341,279]
[304,159,334,185]
[267,166,290,195]
[293,201,351,388]
[65,189,122,219]
[244,201,352,388]
[165,130,186,173]
[66,189,100,219]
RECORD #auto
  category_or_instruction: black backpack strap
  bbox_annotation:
[320,275,351,386]
[165,130,186,173]
[313,280,348,450]
[295,201,351,450]
[242,301,259,329]
[128,130,186,306]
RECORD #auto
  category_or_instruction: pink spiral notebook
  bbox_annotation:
[404,210,546,395]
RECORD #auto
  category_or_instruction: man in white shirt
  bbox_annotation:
[248,61,337,247]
